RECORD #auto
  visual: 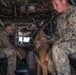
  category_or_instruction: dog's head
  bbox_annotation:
[34,29,48,48]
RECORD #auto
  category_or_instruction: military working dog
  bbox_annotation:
[34,29,56,75]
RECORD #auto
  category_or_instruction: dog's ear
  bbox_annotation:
[40,29,47,38]
[35,29,46,40]
[34,29,47,44]
[37,29,47,38]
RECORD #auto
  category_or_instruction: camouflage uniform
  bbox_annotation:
[0,31,16,75]
[52,5,76,75]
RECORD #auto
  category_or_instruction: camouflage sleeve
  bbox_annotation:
[2,33,15,49]
[67,9,76,40]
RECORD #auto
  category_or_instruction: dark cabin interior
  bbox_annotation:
[0,0,76,75]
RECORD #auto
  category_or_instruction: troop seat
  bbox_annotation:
[0,52,6,59]
[69,52,76,60]
[0,52,7,75]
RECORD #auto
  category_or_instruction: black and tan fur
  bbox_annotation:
[34,29,56,75]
